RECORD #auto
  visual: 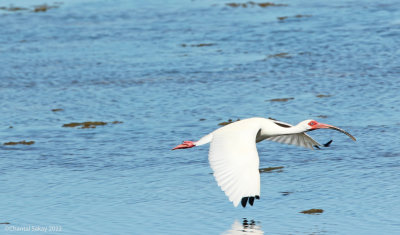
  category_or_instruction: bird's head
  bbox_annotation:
[298,119,328,131]
[299,119,356,141]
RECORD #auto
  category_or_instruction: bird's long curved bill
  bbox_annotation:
[328,126,356,141]
[318,124,356,141]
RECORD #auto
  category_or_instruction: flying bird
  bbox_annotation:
[172,117,356,207]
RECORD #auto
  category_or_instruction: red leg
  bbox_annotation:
[172,141,196,150]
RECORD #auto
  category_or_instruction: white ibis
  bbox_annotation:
[173,117,356,208]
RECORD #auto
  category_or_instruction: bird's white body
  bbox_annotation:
[195,117,319,207]
[173,117,356,207]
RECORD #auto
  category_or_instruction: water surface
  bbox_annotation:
[0,0,399,234]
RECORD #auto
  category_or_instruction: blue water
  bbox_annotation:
[1,0,399,234]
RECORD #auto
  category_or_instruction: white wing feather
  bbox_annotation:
[208,121,261,207]
[266,133,320,150]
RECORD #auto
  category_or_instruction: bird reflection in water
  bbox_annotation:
[223,218,263,235]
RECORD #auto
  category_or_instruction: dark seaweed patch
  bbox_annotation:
[226,3,241,7]
[295,14,311,18]
[194,43,214,47]
[226,2,287,8]
[62,121,122,129]
[34,4,59,12]
[0,6,29,11]
[259,166,284,173]
[268,52,291,58]
[300,209,324,214]
[277,16,288,21]
[218,118,240,126]
[278,14,311,21]
[316,94,332,98]
[4,140,35,145]
[258,2,287,7]
[280,191,293,196]
[51,108,64,112]
[62,121,108,129]
[268,97,294,102]
[0,3,61,13]
[181,43,215,47]
[317,115,328,119]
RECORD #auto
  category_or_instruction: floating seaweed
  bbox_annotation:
[195,43,215,47]
[0,6,28,11]
[4,140,35,145]
[258,2,287,7]
[300,209,324,214]
[62,121,108,129]
[0,3,61,13]
[295,14,312,18]
[34,4,57,12]
[268,52,291,58]
[226,3,242,7]
[181,43,215,47]
[259,166,284,173]
[218,118,240,126]
[268,97,294,102]
[278,14,312,21]
[51,108,64,112]
[280,191,293,196]
[277,16,288,20]
[316,94,332,98]
[62,121,122,129]
[317,115,328,119]
[0,222,10,224]
[226,2,287,8]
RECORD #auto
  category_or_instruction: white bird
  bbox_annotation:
[172,117,356,208]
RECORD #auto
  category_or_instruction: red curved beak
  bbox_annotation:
[312,123,334,129]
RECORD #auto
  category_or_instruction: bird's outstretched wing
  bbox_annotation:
[208,122,261,207]
[265,133,320,149]
[266,119,321,150]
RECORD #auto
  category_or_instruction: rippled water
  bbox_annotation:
[1,0,399,234]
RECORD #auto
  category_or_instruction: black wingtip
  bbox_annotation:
[323,140,333,147]
[242,196,260,207]
[315,140,333,149]
[241,197,248,208]
[249,197,255,206]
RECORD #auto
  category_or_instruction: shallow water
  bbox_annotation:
[1,0,399,234]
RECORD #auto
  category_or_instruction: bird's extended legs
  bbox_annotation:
[172,141,196,150]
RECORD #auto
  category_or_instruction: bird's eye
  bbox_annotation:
[308,121,316,126]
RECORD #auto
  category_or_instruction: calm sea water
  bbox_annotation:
[1,0,399,234]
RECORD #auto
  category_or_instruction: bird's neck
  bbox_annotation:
[275,124,306,135]
[260,121,306,136]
